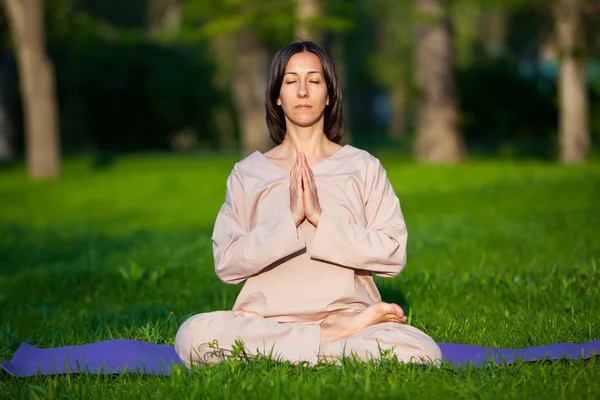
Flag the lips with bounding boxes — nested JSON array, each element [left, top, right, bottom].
[[295, 105, 312, 110]]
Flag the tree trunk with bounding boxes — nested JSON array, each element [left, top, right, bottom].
[[233, 32, 270, 155], [296, 0, 322, 43], [147, 0, 181, 37], [484, 9, 507, 57], [414, 0, 464, 163], [4, 0, 60, 178], [388, 83, 406, 140], [556, 0, 589, 163]]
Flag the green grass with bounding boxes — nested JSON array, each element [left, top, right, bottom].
[[1, 154, 600, 399]]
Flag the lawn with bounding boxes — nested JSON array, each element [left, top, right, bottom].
[[1, 154, 599, 399]]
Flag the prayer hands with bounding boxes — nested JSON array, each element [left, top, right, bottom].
[[290, 152, 322, 227], [290, 153, 305, 226]]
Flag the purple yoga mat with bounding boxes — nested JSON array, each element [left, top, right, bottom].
[[1, 340, 599, 377], [0, 340, 179, 376]]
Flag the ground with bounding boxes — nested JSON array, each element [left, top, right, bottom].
[[0, 154, 599, 399]]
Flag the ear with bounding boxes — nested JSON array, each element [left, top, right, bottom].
[[277, 98, 281, 106], [326, 96, 330, 106]]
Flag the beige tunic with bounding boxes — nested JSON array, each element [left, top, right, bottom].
[[212, 145, 408, 322], [175, 145, 441, 366]]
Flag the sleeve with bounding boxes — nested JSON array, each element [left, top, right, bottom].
[[310, 158, 407, 278], [212, 166, 306, 284]]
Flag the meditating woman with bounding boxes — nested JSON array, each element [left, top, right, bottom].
[[175, 41, 442, 366]]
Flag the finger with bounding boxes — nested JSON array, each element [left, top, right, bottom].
[[295, 156, 301, 172], [290, 170, 296, 192], [294, 158, 302, 178], [294, 164, 299, 183], [307, 165, 315, 187], [303, 160, 314, 184], [304, 172, 313, 201], [298, 165, 304, 192], [294, 153, 302, 169], [290, 163, 296, 182], [301, 168, 310, 196]]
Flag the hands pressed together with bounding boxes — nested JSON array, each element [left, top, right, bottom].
[[290, 152, 322, 227]]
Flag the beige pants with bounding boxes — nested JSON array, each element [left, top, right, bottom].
[[175, 311, 442, 367]]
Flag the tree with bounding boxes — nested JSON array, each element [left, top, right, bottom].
[[182, 0, 296, 155], [555, 0, 589, 163], [233, 30, 270, 155], [3, 0, 60, 177], [147, 0, 182, 38], [413, 0, 464, 163], [296, 0, 322, 43], [369, 0, 415, 142]]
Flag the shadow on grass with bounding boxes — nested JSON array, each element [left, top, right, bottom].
[[0, 224, 239, 350], [92, 152, 120, 170], [0, 224, 237, 314], [0, 224, 212, 276], [0, 158, 22, 171]]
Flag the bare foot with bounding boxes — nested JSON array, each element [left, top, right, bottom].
[[319, 302, 407, 346], [233, 310, 263, 318]]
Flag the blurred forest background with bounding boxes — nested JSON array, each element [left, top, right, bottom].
[[1, 0, 599, 178]]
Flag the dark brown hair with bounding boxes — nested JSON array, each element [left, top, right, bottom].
[[265, 41, 343, 144]]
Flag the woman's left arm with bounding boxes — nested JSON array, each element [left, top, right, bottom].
[[310, 158, 407, 278]]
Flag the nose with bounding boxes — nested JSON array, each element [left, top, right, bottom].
[[297, 81, 308, 98]]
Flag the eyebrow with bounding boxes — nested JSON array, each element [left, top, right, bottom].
[[284, 71, 324, 77]]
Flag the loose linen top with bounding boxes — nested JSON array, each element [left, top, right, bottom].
[[211, 145, 408, 323]]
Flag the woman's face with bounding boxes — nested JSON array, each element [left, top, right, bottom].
[[277, 52, 329, 130]]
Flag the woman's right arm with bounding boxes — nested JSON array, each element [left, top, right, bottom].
[[212, 166, 306, 284]]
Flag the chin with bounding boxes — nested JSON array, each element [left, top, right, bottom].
[[285, 113, 325, 129]]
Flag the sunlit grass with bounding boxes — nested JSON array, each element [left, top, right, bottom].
[[1, 154, 599, 398]]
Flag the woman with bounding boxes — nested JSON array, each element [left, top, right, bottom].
[[175, 41, 442, 366]]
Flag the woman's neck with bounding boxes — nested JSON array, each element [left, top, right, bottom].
[[280, 125, 331, 160]]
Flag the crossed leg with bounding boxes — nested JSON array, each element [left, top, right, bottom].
[[175, 310, 321, 366], [175, 303, 441, 367], [319, 322, 442, 365]]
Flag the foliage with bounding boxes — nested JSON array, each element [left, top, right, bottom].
[[181, 0, 352, 45], [1, 0, 600, 156], [45, 0, 222, 153], [1, 155, 599, 397], [181, 0, 294, 46], [457, 57, 558, 157], [53, 36, 221, 152]]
